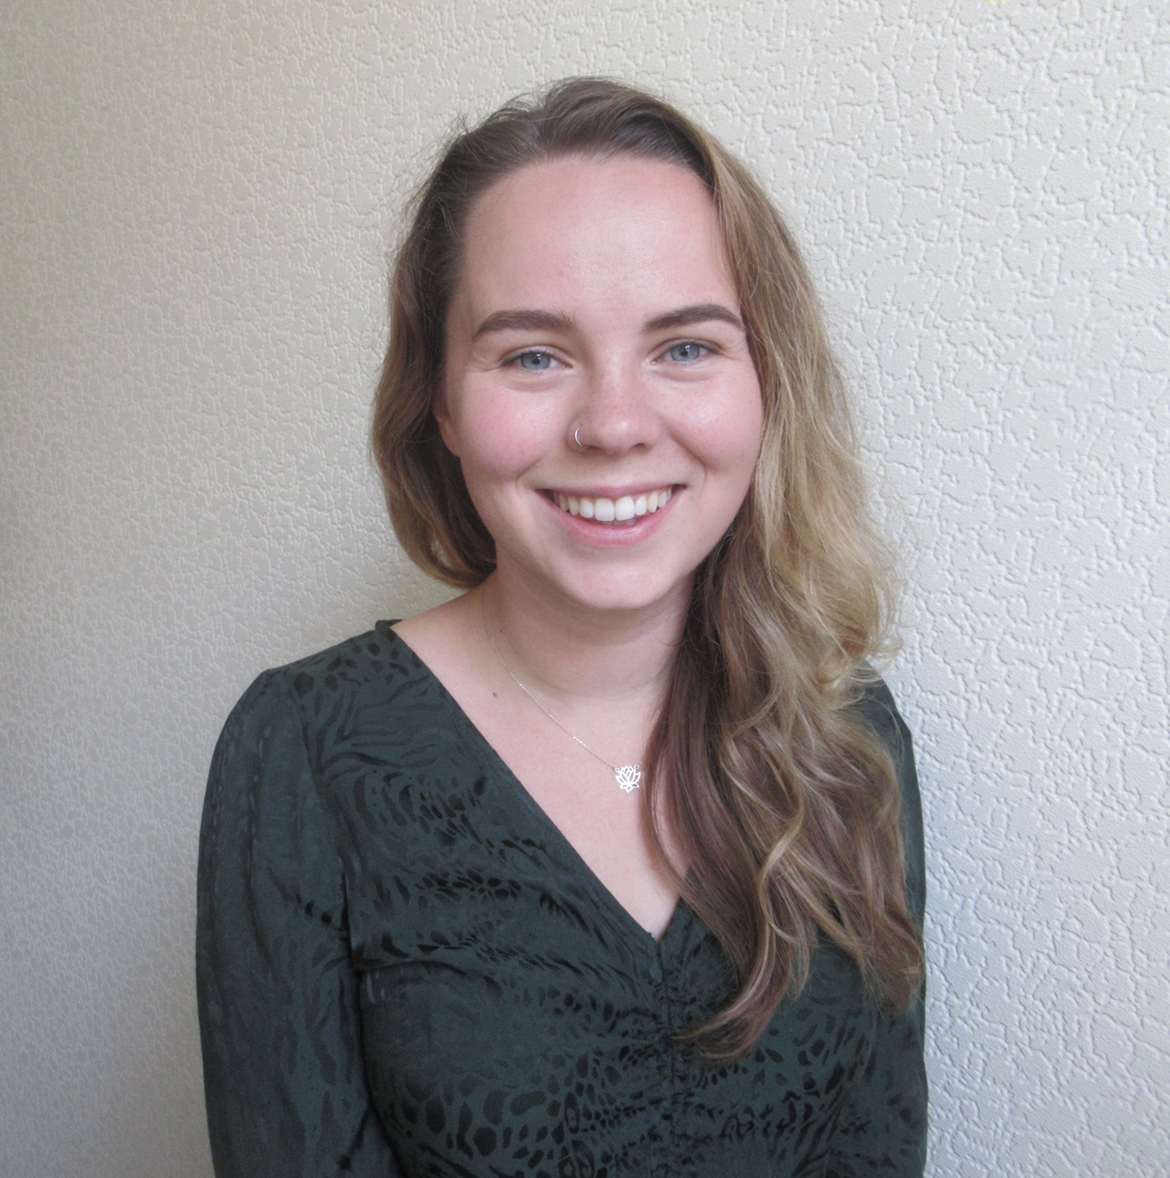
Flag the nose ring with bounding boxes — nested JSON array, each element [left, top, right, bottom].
[[573, 426, 585, 450]]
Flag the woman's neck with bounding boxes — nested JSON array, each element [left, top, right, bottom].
[[478, 568, 689, 708]]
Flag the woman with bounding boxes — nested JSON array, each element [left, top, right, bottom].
[[197, 78, 926, 1177]]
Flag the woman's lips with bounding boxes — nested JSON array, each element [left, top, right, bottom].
[[550, 487, 674, 524]]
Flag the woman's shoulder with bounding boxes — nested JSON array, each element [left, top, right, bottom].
[[212, 622, 450, 783], [848, 672, 914, 762], [206, 621, 448, 832], [848, 671, 925, 923], [255, 619, 408, 683], [226, 621, 429, 718]]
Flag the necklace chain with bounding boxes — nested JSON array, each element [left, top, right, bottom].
[[483, 602, 642, 793]]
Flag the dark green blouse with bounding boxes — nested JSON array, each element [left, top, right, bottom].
[[197, 622, 926, 1177]]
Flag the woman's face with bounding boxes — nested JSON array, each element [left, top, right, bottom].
[[438, 155, 764, 618]]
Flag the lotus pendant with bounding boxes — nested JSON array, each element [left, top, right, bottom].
[[614, 764, 642, 792]]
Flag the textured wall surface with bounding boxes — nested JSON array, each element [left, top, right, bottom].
[[2, 1, 1166, 1175]]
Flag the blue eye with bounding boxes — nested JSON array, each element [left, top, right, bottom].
[[513, 350, 556, 371], [667, 341, 707, 363]]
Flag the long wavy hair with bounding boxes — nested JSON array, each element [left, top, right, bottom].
[[372, 77, 924, 1062]]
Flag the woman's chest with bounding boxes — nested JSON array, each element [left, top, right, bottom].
[[328, 763, 877, 1177]]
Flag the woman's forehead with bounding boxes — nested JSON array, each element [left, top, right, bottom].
[[466, 154, 715, 237], [454, 156, 735, 316]]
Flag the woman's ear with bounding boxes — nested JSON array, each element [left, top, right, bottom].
[[433, 391, 461, 457]]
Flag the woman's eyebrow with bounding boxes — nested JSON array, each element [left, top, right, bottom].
[[644, 303, 743, 332], [472, 309, 575, 339]]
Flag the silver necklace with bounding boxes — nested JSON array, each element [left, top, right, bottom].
[[483, 604, 642, 793]]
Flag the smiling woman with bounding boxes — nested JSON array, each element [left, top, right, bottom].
[[197, 79, 927, 1178], [437, 156, 763, 632]]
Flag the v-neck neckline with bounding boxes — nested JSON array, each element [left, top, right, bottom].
[[378, 620, 687, 953]]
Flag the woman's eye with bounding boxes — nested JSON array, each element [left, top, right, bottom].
[[511, 350, 558, 371], [666, 341, 708, 363]]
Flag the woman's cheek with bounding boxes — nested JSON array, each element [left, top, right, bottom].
[[678, 398, 763, 475], [461, 393, 563, 476]]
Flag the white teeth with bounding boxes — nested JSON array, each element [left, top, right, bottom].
[[552, 487, 673, 524]]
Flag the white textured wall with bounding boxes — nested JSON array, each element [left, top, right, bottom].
[[2, 1, 1166, 1174]]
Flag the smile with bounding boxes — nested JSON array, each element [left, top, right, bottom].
[[551, 487, 674, 524]]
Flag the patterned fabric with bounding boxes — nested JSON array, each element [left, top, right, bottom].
[[197, 622, 927, 1177]]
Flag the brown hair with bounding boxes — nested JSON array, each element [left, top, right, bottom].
[[372, 77, 924, 1061]]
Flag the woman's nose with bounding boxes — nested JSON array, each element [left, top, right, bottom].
[[570, 365, 662, 455]]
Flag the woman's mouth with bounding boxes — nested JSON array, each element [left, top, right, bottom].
[[550, 487, 674, 525]]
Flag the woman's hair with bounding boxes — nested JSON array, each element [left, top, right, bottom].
[[373, 77, 924, 1062]]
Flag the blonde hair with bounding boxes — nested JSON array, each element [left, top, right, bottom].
[[373, 78, 924, 1061]]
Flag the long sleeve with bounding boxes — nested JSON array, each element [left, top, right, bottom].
[[824, 681, 929, 1177], [196, 669, 401, 1178]]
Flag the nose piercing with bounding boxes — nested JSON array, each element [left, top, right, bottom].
[[574, 427, 585, 450]]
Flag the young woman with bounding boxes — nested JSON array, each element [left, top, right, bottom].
[[197, 78, 927, 1177]]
